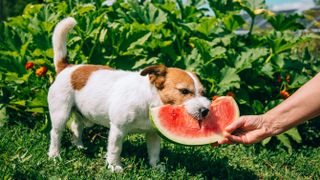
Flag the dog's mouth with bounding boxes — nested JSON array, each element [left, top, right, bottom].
[[188, 108, 210, 121], [183, 96, 211, 122]]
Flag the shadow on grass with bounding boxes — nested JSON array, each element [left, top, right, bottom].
[[160, 145, 258, 179], [61, 126, 257, 179]]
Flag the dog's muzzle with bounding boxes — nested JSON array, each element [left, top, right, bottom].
[[184, 97, 211, 120]]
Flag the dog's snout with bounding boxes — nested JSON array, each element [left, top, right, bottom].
[[200, 108, 209, 118]]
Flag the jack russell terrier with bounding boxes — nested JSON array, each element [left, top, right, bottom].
[[48, 17, 211, 172]]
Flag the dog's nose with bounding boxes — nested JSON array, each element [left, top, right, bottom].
[[200, 108, 209, 118]]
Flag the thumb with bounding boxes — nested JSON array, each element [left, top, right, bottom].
[[225, 116, 246, 133]]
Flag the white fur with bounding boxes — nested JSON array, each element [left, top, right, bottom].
[[186, 71, 200, 96], [52, 17, 77, 71], [185, 72, 211, 119], [48, 17, 210, 172]]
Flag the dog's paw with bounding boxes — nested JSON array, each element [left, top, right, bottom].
[[108, 164, 123, 173], [153, 163, 166, 172], [48, 150, 60, 158], [73, 142, 86, 150]]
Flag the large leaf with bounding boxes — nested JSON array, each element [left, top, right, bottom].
[[207, 0, 240, 18], [127, 32, 152, 50], [235, 48, 268, 73], [217, 67, 240, 94], [223, 13, 245, 32], [268, 14, 305, 31], [276, 134, 293, 154], [284, 128, 302, 143]]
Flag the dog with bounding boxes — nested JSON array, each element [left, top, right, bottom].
[[48, 17, 211, 172]]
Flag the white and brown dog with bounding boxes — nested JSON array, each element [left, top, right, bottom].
[[48, 17, 211, 172]]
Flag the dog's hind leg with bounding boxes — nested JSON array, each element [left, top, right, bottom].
[[70, 111, 85, 149], [48, 87, 73, 158]]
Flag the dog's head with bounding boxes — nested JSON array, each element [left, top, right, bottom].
[[141, 65, 211, 119]]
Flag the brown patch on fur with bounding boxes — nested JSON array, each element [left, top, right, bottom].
[[158, 68, 198, 105], [71, 65, 112, 90], [141, 65, 205, 105], [56, 57, 71, 74], [140, 65, 167, 89]]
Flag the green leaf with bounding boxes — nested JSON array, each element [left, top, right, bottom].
[[235, 48, 268, 73], [235, 88, 250, 105], [128, 32, 152, 50], [264, 99, 283, 111], [223, 14, 245, 32], [268, 14, 304, 31], [284, 128, 302, 143], [99, 29, 108, 44], [23, 4, 44, 17], [276, 134, 292, 154], [195, 17, 218, 36], [0, 107, 8, 127], [207, 0, 240, 18], [217, 67, 240, 94], [147, 3, 167, 24], [273, 54, 285, 68], [252, 100, 264, 114], [207, 46, 227, 63], [133, 57, 159, 69], [5, 72, 25, 84], [26, 107, 45, 113], [261, 137, 271, 146], [239, 0, 266, 18], [75, 4, 96, 15], [45, 49, 54, 58], [10, 100, 26, 107], [260, 63, 274, 79], [27, 90, 48, 108], [289, 74, 309, 89], [185, 48, 202, 71]]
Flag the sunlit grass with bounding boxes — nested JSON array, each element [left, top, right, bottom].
[[0, 123, 319, 179]]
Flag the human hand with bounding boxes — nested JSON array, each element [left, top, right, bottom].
[[216, 115, 273, 145]]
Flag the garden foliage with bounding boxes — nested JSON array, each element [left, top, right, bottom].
[[0, 0, 319, 151]]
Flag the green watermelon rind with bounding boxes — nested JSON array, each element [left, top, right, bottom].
[[149, 108, 190, 146], [149, 96, 240, 146]]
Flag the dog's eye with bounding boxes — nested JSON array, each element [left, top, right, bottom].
[[180, 88, 191, 95]]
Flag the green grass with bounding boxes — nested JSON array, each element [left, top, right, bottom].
[[0, 123, 319, 179]]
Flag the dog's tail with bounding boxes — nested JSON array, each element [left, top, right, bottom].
[[52, 17, 77, 74]]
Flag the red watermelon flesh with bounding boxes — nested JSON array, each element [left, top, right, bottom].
[[150, 96, 239, 145]]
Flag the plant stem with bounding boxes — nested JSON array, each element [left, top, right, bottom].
[[248, 15, 255, 36]]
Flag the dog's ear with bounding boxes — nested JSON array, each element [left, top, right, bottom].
[[140, 64, 167, 89]]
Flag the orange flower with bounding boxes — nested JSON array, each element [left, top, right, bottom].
[[212, 95, 220, 101], [226, 91, 235, 98], [25, 62, 34, 70], [280, 90, 290, 99], [36, 66, 48, 77]]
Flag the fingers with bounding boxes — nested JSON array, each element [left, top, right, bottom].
[[211, 138, 233, 147], [215, 115, 265, 145], [224, 134, 249, 144], [218, 137, 232, 145], [211, 142, 219, 147], [224, 117, 246, 133]]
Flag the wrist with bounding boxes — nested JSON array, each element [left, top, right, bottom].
[[261, 112, 284, 136]]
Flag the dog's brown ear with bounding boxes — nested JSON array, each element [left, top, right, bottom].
[[140, 64, 167, 89]]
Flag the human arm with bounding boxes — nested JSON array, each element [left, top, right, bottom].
[[218, 72, 320, 144]]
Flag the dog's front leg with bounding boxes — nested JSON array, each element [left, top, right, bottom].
[[106, 125, 125, 172], [146, 132, 161, 167]]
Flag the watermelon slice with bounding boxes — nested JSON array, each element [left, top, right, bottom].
[[150, 96, 239, 145]]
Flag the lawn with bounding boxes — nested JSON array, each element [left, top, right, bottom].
[[1, 123, 319, 179]]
